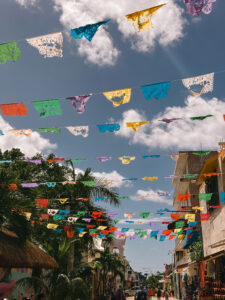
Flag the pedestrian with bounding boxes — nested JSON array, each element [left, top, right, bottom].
[[115, 286, 125, 300], [136, 286, 147, 300], [157, 286, 162, 300], [147, 287, 153, 300], [37, 294, 45, 300], [182, 283, 187, 300], [164, 288, 169, 300]]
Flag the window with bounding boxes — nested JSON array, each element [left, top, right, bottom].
[[205, 174, 219, 212]]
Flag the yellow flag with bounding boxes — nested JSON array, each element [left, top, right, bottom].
[[47, 223, 58, 230], [24, 212, 32, 220], [118, 156, 136, 164], [126, 4, 166, 32], [185, 214, 196, 223], [103, 88, 131, 107], [56, 198, 69, 204], [192, 206, 204, 212], [142, 177, 158, 181], [126, 121, 149, 131], [178, 234, 185, 240], [79, 232, 87, 238], [97, 226, 107, 230]]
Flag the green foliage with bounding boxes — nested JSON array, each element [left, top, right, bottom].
[[189, 240, 203, 261], [146, 274, 160, 289], [2, 148, 121, 299]]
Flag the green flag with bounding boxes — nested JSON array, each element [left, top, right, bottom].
[[192, 151, 210, 156], [81, 181, 96, 187], [190, 115, 213, 121], [33, 99, 62, 118], [38, 128, 61, 133], [0, 41, 22, 64], [199, 193, 212, 201], [183, 174, 198, 179], [175, 221, 185, 228], [71, 158, 87, 162], [139, 212, 150, 218]]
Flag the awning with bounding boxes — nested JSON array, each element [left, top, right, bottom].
[[182, 231, 200, 249], [196, 154, 218, 185], [202, 250, 225, 262]]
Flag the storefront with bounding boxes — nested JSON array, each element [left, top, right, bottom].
[[199, 252, 225, 299]]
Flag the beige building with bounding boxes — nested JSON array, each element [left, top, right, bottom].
[[171, 151, 216, 299], [195, 147, 225, 289]]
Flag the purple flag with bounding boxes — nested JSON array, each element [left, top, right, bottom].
[[157, 191, 170, 196], [106, 212, 117, 217], [96, 157, 112, 162], [149, 222, 157, 227], [66, 94, 92, 114], [26, 157, 42, 164], [184, 0, 216, 16], [160, 118, 181, 123], [22, 183, 39, 188]]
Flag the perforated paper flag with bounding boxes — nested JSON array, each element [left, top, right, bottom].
[[199, 193, 212, 201], [141, 81, 170, 100], [0, 103, 27, 116], [126, 4, 165, 32], [182, 73, 214, 96], [71, 20, 110, 42], [66, 126, 89, 138], [103, 88, 131, 107], [126, 121, 149, 131], [0, 41, 22, 64], [33, 99, 62, 118], [27, 32, 63, 58]]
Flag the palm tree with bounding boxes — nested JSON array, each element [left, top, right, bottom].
[[91, 247, 126, 297]]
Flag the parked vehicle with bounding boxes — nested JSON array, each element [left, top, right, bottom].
[[125, 286, 140, 297]]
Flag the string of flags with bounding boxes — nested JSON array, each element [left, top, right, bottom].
[[0, 113, 221, 138], [0, 150, 220, 166], [0, 1, 217, 64], [16, 204, 206, 240], [0, 71, 220, 119], [1, 170, 224, 189]]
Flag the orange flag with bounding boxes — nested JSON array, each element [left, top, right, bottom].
[[0, 103, 28, 116], [204, 172, 220, 177], [170, 213, 180, 221], [177, 194, 191, 201]]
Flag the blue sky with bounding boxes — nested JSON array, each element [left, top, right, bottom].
[[0, 0, 225, 273]]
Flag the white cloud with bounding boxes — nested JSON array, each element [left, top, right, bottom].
[[75, 167, 129, 188], [0, 116, 57, 156], [116, 96, 225, 150], [53, 0, 187, 66], [14, 0, 37, 7], [131, 188, 172, 205]]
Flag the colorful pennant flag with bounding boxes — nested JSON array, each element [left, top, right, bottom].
[[26, 32, 63, 58], [141, 81, 170, 101], [0, 103, 27, 116], [103, 88, 131, 107], [66, 94, 92, 114], [0, 41, 22, 64], [182, 73, 214, 96], [97, 124, 120, 133], [33, 99, 62, 118], [71, 19, 110, 42], [126, 121, 149, 131], [126, 4, 165, 32]]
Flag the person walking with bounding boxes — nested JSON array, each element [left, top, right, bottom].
[[115, 286, 125, 300], [164, 288, 169, 300], [136, 286, 147, 300], [147, 287, 153, 300], [157, 286, 162, 300]]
